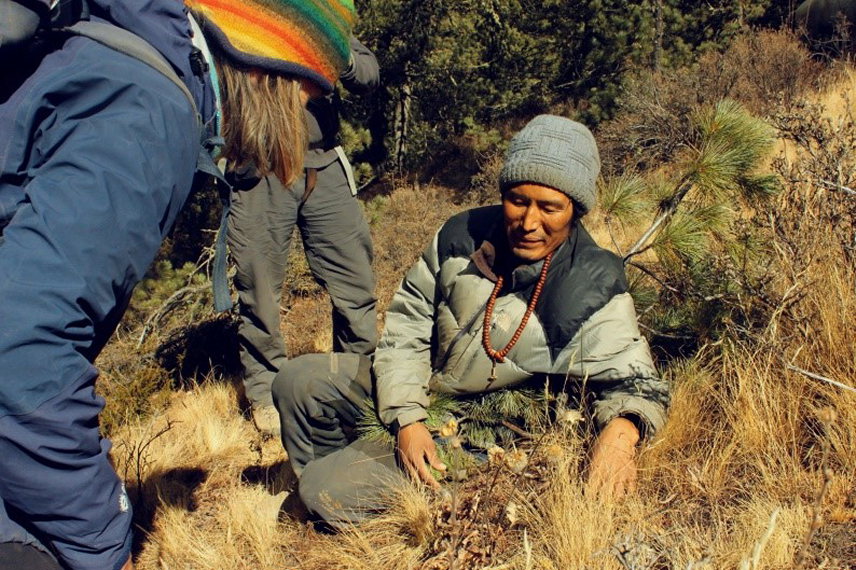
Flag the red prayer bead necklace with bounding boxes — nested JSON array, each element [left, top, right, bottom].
[[481, 251, 554, 382]]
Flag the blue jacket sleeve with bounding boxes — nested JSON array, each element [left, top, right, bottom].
[[0, 37, 200, 570]]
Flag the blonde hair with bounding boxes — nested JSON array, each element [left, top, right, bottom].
[[217, 58, 307, 186]]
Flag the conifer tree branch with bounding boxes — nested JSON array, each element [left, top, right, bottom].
[[626, 261, 681, 294], [623, 175, 694, 263]]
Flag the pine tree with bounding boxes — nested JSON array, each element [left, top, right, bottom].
[[611, 100, 780, 348], [353, 0, 787, 174]]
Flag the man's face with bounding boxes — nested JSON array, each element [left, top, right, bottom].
[[503, 183, 574, 262]]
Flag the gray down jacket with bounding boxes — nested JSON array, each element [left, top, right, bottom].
[[373, 205, 669, 437]]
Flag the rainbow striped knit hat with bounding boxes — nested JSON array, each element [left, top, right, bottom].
[[186, 0, 356, 93]]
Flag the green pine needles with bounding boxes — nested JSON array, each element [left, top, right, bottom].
[[624, 99, 779, 263], [357, 386, 554, 475], [611, 99, 782, 348], [691, 99, 780, 202]]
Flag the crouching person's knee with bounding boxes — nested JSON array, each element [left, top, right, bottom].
[[270, 361, 299, 419], [296, 469, 351, 530], [271, 354, 326, 418], [298, 456, 379, 531], [296, 438, 406, 530], [272, 352, 371, 420]]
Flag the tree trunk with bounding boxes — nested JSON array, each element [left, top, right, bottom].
[[393, 79, 412, 173], [653, 0, 663, 72]]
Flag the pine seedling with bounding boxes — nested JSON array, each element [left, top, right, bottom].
[[465, 424, 500, 450], [462, 388, 546, 427], [459, 388, 549, 449], [356, 400, 395, 447], [625, 268, 659, 310], [599, 174, 654, 254], [356, 393, 464, 447], [619, 99, 783, 345], [624, 99, 778, 263], [651, 203, 730, 265]]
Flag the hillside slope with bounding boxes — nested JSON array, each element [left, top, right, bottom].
[[104, 60, 856, 569]]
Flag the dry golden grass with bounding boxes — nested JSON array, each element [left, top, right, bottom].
[[368, 184, 477, 310], [106, 184, 481, 570], [112, 381, 303, 569], [815, 66, 856, 120], [104, 62, 856, 569], [296, 486, 434, 570], [773, 64, 856, 169], [113, 263, 855, 568]]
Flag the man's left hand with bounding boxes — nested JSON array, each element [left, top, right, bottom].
[[587, 417, 640, 497]]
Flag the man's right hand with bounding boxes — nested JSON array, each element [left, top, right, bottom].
[[396, 422, 446, 489]]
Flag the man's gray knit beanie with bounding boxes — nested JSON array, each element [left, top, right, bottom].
[[499, 115, 601, 215]]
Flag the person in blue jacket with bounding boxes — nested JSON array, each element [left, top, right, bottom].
[[0, 0, 355, 568]]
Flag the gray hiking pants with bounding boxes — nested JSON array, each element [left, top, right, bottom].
[[228, 161, 377, 408], [271, 353, 406, 528]]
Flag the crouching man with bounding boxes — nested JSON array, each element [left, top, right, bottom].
[[273, 115, 670, 528]]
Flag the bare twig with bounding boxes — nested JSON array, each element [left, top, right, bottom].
[[638, 322, 696, 340], [612, 545, 634, 570], [477, 461, 505, 525], [116, 420, 175, 506], [786, 364, 856, 395], [500, 420, 533, 439], [357, 175, 380, 194], [739, 508, 780, 570], [627, 261, 682, 294], [795, 469, 832, 570], [445, 488, 461, 570], [818, 178, 856, 197], [604, 217, 625, 257], [795, 408, 837, 569], [499, 430, 551, 523], [136, 283, 209, 348]]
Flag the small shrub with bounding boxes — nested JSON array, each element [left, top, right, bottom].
[[600, 28, 825, 174]]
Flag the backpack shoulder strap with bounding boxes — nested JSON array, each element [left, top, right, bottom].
[[63, 19, 235, 312], [62, 20, 200, 126]]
